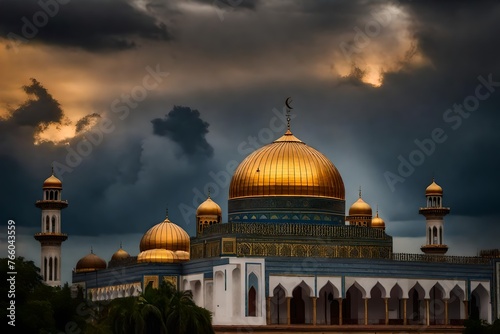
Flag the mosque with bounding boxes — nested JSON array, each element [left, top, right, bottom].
[[35, 107, 499, 331]]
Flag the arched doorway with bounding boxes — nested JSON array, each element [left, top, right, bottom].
[[270, 285, 287, 324], [408, 283, 425, 325], [389, 284, 403, 325], [449, 285, 464, 325], [368, 283, 385, 324], [344, 283, 364, 325], [471, 284, 489, 321], [291, 286, 305, 324], [317, 282, 340, 325], [429, 284, 445, 325]]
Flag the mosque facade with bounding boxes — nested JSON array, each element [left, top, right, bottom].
[[36, 114, 499, 330]]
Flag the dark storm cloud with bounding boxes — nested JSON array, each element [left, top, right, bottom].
[[192, 0, 258, 10], [0, 0, 170, 52], [152, 106, 214, 158], [75, 113, 101, 133], [6, 78, 63, 128]]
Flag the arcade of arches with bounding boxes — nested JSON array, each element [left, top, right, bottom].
[[267, 278, 491, 326]]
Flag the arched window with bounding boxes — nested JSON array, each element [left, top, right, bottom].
[[52, 216, 56, 233], [437, 197, 441, 207], [248, 286, 257, 316], [439, 226, 443, 244], [49, 257, 53, 280], [433, 227, 438, 244], [54, 257, 58, 281], [44, 257, 47, 280], [46, 216, 50, 232]]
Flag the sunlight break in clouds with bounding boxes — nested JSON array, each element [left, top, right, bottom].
[[330, 4, 428, 87]]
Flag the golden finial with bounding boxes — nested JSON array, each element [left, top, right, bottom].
[[359, 186, 362, 198], [285, 97, 293, 131], [51, 163, 54, 175], [165, 207, 169, 218], [120, 241, 122, 249], [207, 187, 211, 199], [90, 246, 93, 254], [376, 204, 379, 217]]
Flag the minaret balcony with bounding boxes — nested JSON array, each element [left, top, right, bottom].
[[418, 207, 450, 215], [34, 232, 68, 244], [35, 200, 69, 209]]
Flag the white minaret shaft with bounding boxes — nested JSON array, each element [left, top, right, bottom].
[[34, 169, 68, 287], [419, 178, 450, 255]]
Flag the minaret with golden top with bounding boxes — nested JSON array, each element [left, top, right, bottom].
[[419, 178, 450, 255], [34, 167, 68, 286]]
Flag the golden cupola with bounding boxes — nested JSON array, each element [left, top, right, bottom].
[[346, 188, 373, 227], [111, 245, 130, 261], [75, 249, 107, 273], [425, 179, 443, 196], [43, 173, 62, 189], [196, 195, 222, 235], [228, 122, 346, 225], [371, 207, 386, 231], [137, 212, 190, 263]]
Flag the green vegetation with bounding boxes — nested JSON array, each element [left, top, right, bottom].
[[1, 257, 214, 334]]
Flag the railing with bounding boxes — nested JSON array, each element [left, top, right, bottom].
[[200, 222, 390, 240], [392, 252, 491, 265]]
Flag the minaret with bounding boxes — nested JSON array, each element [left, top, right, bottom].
[[34, 168, 68, 286], [196, 192, 222, 235], [419, 178, 450, 255]]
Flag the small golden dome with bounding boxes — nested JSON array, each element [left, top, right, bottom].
[[371, 210, 385, 230], [138, 215, 190, 263], [229, 130, 345, 199], [43, 174, 62, 189], [196, 196, 222, 216], [75, 251, 107, 273], [348, 188, 373, 216], [426, 179, 443, 195], [111, 247, 130, 261]]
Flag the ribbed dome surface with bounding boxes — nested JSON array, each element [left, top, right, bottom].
[[111, 248, 130, 261], [139, 217, 190, 253], [348, 198, 372, 216], [75, 252, 107, 273], [229, 130, 345, 199], [197, 197, 222, 216]]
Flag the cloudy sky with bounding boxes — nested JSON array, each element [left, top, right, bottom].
[[1, 0, 499, 284]]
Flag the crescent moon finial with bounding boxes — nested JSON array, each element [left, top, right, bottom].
[[285, 97, 293, 131]]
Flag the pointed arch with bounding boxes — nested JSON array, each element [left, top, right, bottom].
[[368, 283, 385, 324], [471, 284, 489, 321], [43, 257, 47, 281], [430, 283, 445, 325], [271, 285, 287, 324], [232, 268, 241, 317], [449, 285, 465, 325], [51, 215, 56, 233], [248, 272, 259, 317], [389, 284, 404, 324], [54, 257, 58, 281], [408, 282, 425, 324], [345, 283, 365, 324], [291, 281, 313, 324], [317, 281, 340, 325]]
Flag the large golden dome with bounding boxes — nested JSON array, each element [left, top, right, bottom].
[[229, 130, 345, 199], [138, 215, 190, 263], [75, 251, 107, 273]]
